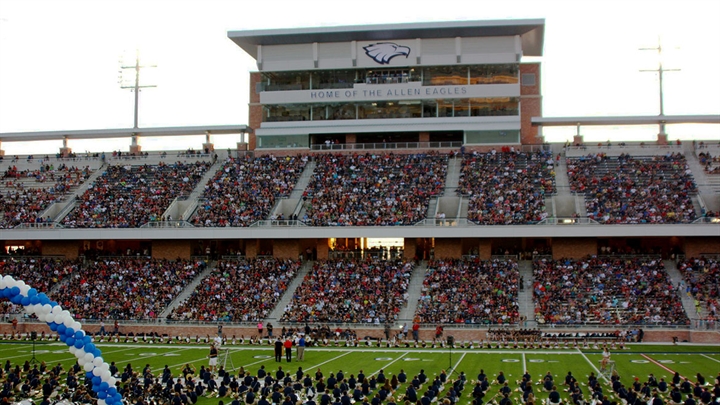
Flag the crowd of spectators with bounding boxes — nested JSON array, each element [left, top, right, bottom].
[[63, 161, 210, 228], [415, 259, 520, 324], [53, 258, 205, 321], [698, 152, 720, 174], [677, 257, 719, 320], [192, 155, 307, 227], [0, 164, 94, 228], [567, 153, 697, 224], [169, 258, 301, 323], [533, 256, 689, 325], [302, 152, 447, 226], [458, 149, 556, 225], [281, 258, 414, 323]]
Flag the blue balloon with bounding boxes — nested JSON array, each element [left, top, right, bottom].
[[112, 393, 122, 402], [27, 288, 38, 297], [20, 296, 30, 306], [92, 348, 101, 357], [75, 331, 84, 339], [97, 391, 107, 399], [10, 286, 20, 296], [66, 337, 75, 346], [92, 376, 102, 386], [10, 294, 22, 304], [39, 294, 49, 305], [59, 334, 67, 342], [57, 324, 67, 334], [74, 339, 84, 349], [49, 322, 58, 331], [99, 382, 109, 391], [83, 336, 92, 345], [30, 295, 40, 305], [86, 371, 94, 379], [85, 343, 96, 353], [107, 387, 118, 396], [65, 328, 75, 338], [50, 301, 58, 306]]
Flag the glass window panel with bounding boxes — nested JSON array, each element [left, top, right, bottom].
[[257, 135, 309, 149], [465, 130, 520, 144], [423, 66, 468, 86]]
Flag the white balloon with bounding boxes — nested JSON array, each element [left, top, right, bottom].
[[33, 304, 43, 314], [52, 306, 62, 315], [69, 346, 77, 354], [107, 377, 117, 386], [84, 363, 94, 372], [0, 279, 6, 289], [19, 284, 30, 295], [93, 357, 103, 367], [78, 358, 87, 366], [92, 367, 102, 376], [42, 304, 52, 315], [84, 353, 94, 362], [100, 363, 109, 372], [45, 313, 56, 324], [5, 277, 16, 288], [61, 310, 71, 318], [71, 321, 82, 331], [63, 316, 74, 328], [76, 348, 86, 358], [100, 369, 111, 380], [98, 399, 106, 405]]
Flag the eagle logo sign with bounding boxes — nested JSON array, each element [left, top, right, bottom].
[[363, 42, 410, 65]]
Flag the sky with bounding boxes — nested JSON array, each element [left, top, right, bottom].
[[0, 0, 719, 155]]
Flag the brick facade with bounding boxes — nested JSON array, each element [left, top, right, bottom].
[[248, 72, 262, 151], [41, 240, 79, 258], [552, 238, 597, 259], [434, 238, 462, 259], [683, 236, 720, 257], [274, 239, 301, 259], [519, 63, 542, 146], [153, 240, 192, 260]]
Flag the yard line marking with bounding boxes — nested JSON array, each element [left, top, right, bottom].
[[305, 350, 353, 372], [369, 352, 409, 377], [448, 352, 467, 379], [576, 349, 608, 383], [640, 354, 687, 380], [522, 352, 526, 372], [700, 354, 720, 363]]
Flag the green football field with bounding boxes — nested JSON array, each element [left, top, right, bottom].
[[2, 341, 718, 405]]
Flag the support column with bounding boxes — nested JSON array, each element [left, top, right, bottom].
[[0, 140, 4, 157], [59, 135, 72, 157], [202, 131, 214, 153], [572, 123, 583, 145], [657, 121, 668, 145], [129, 133, 142, 155]]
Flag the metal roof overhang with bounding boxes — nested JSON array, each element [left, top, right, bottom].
[[0, 125, 250, 142], [532, 115, 720, 127], [229, 19, 545, 59]]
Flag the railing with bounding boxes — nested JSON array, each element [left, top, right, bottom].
[[308, 141, 462, 151], [14, 222, 65, 229], [140, 220, 195, 228], [248, 220, 308, 227], [536, 217, 600, 225], [692, 216, 720, 224]]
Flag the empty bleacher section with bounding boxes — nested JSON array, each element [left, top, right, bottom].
[[61, 161, 210, 227], [0, 163, 96, 228], [280, 258, 414, 323], [677, 257, 718, 320], [414, 259, 520, 324], [457, 149, 556, 224], [53, 258, 206, 321], [532, 256, 689, 325], [191, 154, 308, 227], [168, 258, 301, 322], [566, 153, 698, 224], [301, 153, 447, 226]]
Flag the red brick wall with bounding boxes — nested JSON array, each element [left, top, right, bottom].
[[153, 240, 192, 260], [42, 240, 79, 259], [519, 63, 542, 146], [249, 72, 262, 151], [434, 238, 462, 259], [274, 239, 301, 259], [552, 238, 597, 260], [404, 238, 417, 260], [684, 237, 720, 257]]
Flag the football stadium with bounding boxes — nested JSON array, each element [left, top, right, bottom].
[[0, 16, 719, 405]]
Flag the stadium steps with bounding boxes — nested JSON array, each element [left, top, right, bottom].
[[554, 159, 570, 193], [685, 152, 720, 212], [662, 260, 706, 321], [44, 162, 109, 222], [265, 260, 314, 322], [398, 260, 428, 324], [174, 158, 225, 221], [443, 156, 461, 193], [289, 160, 316, 199], [517, 260, 536, 326], [158, 260, 218, 319]]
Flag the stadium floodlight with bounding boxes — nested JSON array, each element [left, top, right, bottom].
[[639, 37, 680, 121], [118, 49, 157, 129]]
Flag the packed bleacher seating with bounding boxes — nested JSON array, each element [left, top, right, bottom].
[[698, 152, 720, 174], [169, 258, 301, 322], [677, 257, 719, 320], [567, 153, 697, 223], [53, 258, 205, 320], [533, 256, 689, 325], [458, 149, 556, 225], [192, 154, 307, 227], [0, 164, 94, 228], [62, 161, 210, 228], [280, 258, 414, 323], [415, 259, 520, 324], [302, 152, 447, 226]]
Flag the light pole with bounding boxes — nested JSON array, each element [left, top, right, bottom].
[[118, 49, 157, 129], [639, 38, 680, 138]]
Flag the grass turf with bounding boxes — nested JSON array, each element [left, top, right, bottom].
[[2, 341, 718, 405]]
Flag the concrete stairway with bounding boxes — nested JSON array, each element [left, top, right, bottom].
[[663, 260, 706, 320], [443, 157, 461, 194], [44, 163, 109, 222], [553, 158, 570, 193], [159, 261, 217, 318], [398, 260, 428, 323], [266, 261, 314, 322], [289, 160, 316, 199], [517, 260, 536, 326]]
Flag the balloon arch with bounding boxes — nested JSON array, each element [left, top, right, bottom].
[[1, 275, 123, 405]]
